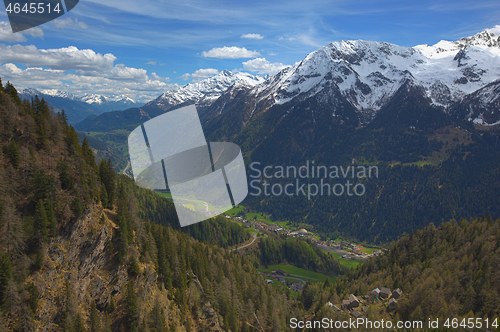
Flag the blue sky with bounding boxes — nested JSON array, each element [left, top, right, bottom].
[[0, 0, 499, 102]]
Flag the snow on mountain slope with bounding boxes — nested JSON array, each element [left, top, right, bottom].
[[145, 70, 264, 110], [80, 94, 107, 105], [242, 29, 500, 125]]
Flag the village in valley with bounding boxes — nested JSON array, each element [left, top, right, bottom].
[[224, 210, 402, 317]]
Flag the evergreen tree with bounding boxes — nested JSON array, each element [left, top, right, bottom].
[[100, 185, 108, 209], [99, 159, 116, 209], [57, 109, 68, 126], [82, 137, 97, 169], [72, 196, 83, 218], [90, 300, 100, 332], [125, 281, 139, 332], [0, 252, 13, 303], [4, 81, 21, 105], [45, 200, 57, 238], [5, 139, 21, 168], [34, 199, 48, 242], [57, 158, 74, 190]]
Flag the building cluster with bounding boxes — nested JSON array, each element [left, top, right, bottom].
[[329, 287, 403, 318], [258, 269, 305, 291]]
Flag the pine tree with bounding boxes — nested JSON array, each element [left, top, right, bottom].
[[90, 300, 100, 332], [45, 200, 57, 238], [125, 281, 139, 332], [0, 252, 13, 304], [5, 139, 21, 168], [57, 158, 74, 190], [57, 110, 68, 126], [34, 199, 48, 242], [100, 186, 108, 209], [99, 159, 116, 209], [82, 137, 97, 169], [4, 81, 22, 105]]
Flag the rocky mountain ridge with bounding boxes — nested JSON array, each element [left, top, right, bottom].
[[211, 29, 500, 127]]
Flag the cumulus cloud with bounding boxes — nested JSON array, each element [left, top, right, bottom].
[[192, 68, 219, 77], [242, 58, 288, 75], [0, 21, 44, 42], [486, 25, 500, 35], [202, 46, 260, 59], [241, 33, 264, 40], [52, 17, 89, 30], [0, 63, 175, 103], [0, 45, 116, 71], [180, 68, 219, 81], [150, 72, 169, 81], [0, 45, 175, 102]]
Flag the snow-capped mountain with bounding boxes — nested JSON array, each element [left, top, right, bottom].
[[144, 70, 264, 111], [213, 29, 500, 126], [80, 94, 108, 105], [19, 88, 143, 122]]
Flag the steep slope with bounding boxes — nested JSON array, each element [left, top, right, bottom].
[[0, 80, 317, 332], [448, 79, 500, 126], [337, 216, 500, 320]]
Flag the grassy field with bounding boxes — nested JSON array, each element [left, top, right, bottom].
[[326, 252, 362, 269], [246, 212, 273, 223], [155, 191, 172, 199], [225, 205, 245, 216], [225, 206, 291, 228], [257, 264, 337, 283]]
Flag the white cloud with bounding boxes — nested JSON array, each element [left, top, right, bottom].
[[25, 27, 44, 38], [146, 61, 157, 65], [0, 21, 44, 42], [0, 45, 116, 71], [241, 33, 264, 40], [179, 68, 219, 82], [52, 17, 89, 30], [0, 44, 176, 102], [0, 63, 176, 103], [192, 68, 219, 77], [242, 58, 288, 75], [202, 46, 260, 59], [486, 25, 500, 35], [150, 72, 169, 81]]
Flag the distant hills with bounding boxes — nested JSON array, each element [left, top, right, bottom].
[[19, 88, 143, 124]]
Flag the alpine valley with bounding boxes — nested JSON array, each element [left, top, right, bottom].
[[76, 29, 500, 243], [1, 28, 500, 332]]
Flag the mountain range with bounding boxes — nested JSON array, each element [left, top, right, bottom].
[[76, 29, 500, 134], [72, 29, 500, 242], [19, 88, 143, 124]]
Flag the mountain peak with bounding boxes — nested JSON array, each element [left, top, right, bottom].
[[457, 29, 500, 49], [146, 70, 264, 111]]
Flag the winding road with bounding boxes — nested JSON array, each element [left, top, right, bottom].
[[231, 233, 258, 251]]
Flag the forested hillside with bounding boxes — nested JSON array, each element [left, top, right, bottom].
[[338, 216, 500, 321], [0, 79, 317, 331]]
